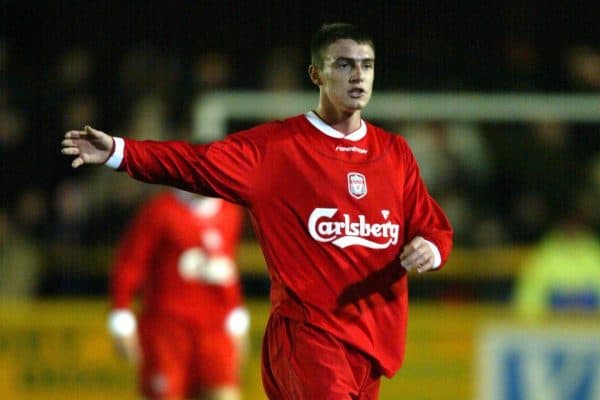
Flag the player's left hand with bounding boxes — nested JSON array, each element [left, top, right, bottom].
[[399, 236, 434, 273]]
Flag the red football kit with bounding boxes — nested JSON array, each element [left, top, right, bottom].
[[109, 190, 245, 397], [109, 112, 453, 395]]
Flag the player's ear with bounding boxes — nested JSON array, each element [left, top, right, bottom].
[[308, 64, 322, 86]]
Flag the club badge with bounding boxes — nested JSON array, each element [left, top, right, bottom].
[[347, 172, 367, 199]]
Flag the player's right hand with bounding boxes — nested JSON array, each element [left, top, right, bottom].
[[61, 125, 114, 168]]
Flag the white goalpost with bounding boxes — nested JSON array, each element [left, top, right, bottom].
[[193, 91, 600, 141]]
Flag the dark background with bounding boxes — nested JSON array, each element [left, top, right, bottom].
[[1, 1, 599, 299], [4, 1, 599, 90]]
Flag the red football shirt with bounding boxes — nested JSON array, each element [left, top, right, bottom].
[[116, 113, 453, 376], [110, 190, 244, 329]]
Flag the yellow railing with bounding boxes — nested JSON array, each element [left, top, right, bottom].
[[2, 299, 598, 400], [46, 241, 532, 280]]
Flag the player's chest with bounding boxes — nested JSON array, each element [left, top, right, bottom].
[[282, 161, 405, 251], [163, 213, 224, 251], [271, 151, 405, 207]]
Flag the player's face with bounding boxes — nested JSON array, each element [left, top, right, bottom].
[[316, 39, 375, 113]]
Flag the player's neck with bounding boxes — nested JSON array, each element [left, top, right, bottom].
[[312, 107, 362, 135]]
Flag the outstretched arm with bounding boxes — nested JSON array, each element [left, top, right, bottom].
[[62, 124, 261, 205], [61, 126, 114, 168]]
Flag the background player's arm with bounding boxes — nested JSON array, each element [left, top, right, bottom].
[[107, 199, 162, 364]]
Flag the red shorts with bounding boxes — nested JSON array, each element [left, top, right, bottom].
[[261, 312, 381, 400], [138, 314, 239, 399]]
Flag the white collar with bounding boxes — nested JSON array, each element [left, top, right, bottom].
[[173, 190, 222, 217], [305, 111, 367, 142]]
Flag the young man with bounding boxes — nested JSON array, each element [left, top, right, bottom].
[[107, 189, 248, 400], [63, 23, 453, 399]]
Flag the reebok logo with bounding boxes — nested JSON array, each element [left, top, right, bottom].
[[307, 208, 399, 249], [335, 145, 368, 154]]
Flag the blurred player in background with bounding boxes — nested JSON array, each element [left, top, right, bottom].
[[513, 203, 600, 319], [63, 23, 452, 399], [107, 188, 249, 400]]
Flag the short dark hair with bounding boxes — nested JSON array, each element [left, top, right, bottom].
[[310, 23, 374, 68]]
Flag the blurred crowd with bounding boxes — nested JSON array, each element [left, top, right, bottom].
[[1, 16, 599, 298]]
